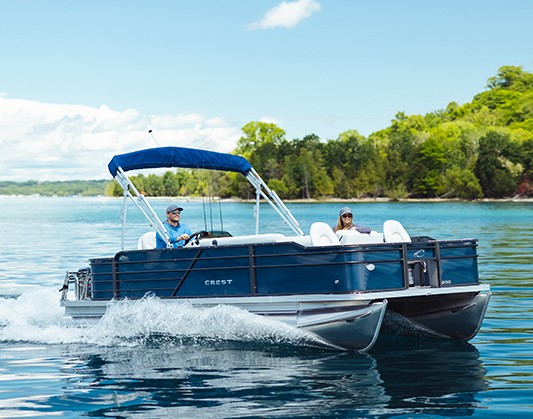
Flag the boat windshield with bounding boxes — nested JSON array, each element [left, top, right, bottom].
[[205, 230, 233, 238]]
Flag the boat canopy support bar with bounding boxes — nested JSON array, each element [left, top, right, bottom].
[[246, 167, 304, 236], [113, 163, 303, 242], [114, 167, 172, 248]]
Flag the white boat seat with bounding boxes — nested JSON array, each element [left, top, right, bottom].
[[383, 220, 411, 243], [310, 222, 340, 246], [138, 232, 157, 250], [336, 230, 384, 244]]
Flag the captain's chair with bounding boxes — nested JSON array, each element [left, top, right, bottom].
[[310, 222, 340, 246], [383, 220, 411, 243], [137, 232, 157, 250]]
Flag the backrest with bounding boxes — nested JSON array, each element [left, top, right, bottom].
[[383, 220, 411, 243], [336, 230, 384, 244], [310, 222, 340, 246], [137, 232, 157, 250]]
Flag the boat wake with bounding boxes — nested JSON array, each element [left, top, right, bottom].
[[0, 288, 330, 349]]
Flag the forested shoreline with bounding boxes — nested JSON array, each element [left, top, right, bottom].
[[4, 66, 533, 200], [0, 180, 108, 197]]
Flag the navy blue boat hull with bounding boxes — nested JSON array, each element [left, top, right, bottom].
[[79, 238, 489, 343]]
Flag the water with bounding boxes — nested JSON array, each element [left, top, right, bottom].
[[1, 196, 532, 418]]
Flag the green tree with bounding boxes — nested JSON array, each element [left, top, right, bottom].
[[444, 101, 468, 121], [332, 167, 351, 198], [322, 130, 364, 180], [295, 148, 316, 199], [472, 89, 522, 125], [144, 174, 164, 196], [441, 166, 483, 199], [162, 171, 180, 196], [280, 155, 300, 199], [313, 149, 334, 197], [487, 65, 533, 92], [130, 174, 146, 195], [473, 66, 533, 127], [408, 137, 447, 197], [223, 171, 252, 199], [292, 133, 323, 154], [522, 139, 533, 174], [236, 122, 286, 155], [249, 141, 279, 180], [474, 131, 522, 197], [386, 113, 428, 162], [383, 149, 408, 191], [353, 161, 382, 198], [267, 178, 289, 198], [105, 180, 123, 197]]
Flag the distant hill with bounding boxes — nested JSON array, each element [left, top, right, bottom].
[[0, 179, 110, 196]]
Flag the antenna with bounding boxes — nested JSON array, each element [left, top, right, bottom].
[[148, 127, 160, 147]]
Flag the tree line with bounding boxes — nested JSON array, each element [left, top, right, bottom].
[[107, 66, 533, 200], [0, 180, 108, 197], [7, 66, 529, 200]]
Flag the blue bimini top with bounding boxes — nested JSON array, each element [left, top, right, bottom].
[[108, 146, 252, 177]]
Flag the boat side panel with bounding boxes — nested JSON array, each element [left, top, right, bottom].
[[405, 240, 479, 287], [405, 243, 436, 259], [117, 247, 252, 298], [439, 240, 479, 286], [255, 259, 404, 294], [90, 257, 114, 300], [89, 243, 407, 299], [254, 244, 405, 294], [440, 257, 479, 286]]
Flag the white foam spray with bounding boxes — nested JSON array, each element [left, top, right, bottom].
[[0, 288, 325, 349]]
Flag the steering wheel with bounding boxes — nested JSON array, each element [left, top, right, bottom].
[[184, 230, 210, 245]]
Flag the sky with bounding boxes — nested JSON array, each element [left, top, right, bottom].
[[1, 0, 532, 182]]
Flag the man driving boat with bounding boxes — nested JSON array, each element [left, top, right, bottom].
[[155, 204, 192, 249]]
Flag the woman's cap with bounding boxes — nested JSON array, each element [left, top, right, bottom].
[[339, 207, 352, 216]]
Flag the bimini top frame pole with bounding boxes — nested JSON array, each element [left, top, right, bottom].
[[108, 146, 304, 239], [114, 167, 172, 248], [246, 167, 303, 236]]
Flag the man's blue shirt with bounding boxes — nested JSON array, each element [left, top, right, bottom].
[[156, 221, 192, 249]]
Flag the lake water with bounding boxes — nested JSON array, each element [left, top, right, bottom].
[[0, 196, 532, 418]]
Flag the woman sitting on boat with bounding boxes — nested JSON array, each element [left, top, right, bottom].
[[333, 207, 371, 234]]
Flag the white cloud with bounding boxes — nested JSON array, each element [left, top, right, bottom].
[[0, 97, 241, 182], [260, 116, 284, 126], [248, 0, 321, 30]]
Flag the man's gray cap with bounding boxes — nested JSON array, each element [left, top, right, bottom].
[[166, 204, 184, 213]]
